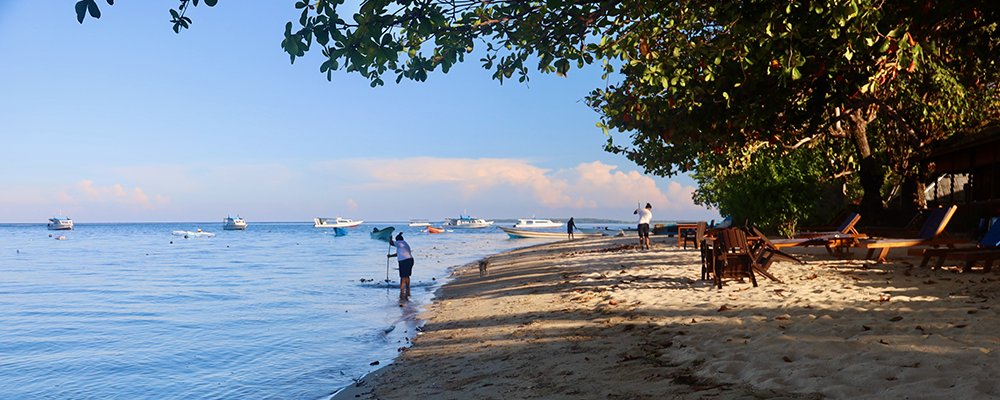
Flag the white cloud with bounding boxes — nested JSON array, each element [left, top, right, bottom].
[[318, 157, 713, 218], [65, 179, 168, 210]]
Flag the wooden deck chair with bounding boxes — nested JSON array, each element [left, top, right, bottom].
[[681, 221, 707, 249], [913, 218, 1000, 272], [794, 213, 862, 238], [769, 213, 867, 253], [856, 205, 966, 263], [711, 228, 759, 289]]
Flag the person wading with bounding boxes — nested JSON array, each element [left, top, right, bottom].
[[567, 217, 577, 240], [387, 233, 414, 300]]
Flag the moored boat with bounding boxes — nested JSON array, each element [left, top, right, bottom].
[[314, 217, 364, 228], [500, 226, 606, 239], [370, 226, 395, 241], [223, 216, 248, 230], [443, 215, 494, 229], [425, 226, 444, 234], [333, 227, 348, 236], [513, 218, 563, 229], [47, 217, 73, 230], [408, 219, 431, 227]]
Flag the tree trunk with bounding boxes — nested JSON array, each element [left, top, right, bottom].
[[849, 116, 885, 223]]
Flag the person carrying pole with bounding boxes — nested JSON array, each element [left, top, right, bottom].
[[387, 233, 414, 300]]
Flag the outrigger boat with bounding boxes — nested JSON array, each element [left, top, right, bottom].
[[314, 217, 363, 228], [500, 226, 606, 239]]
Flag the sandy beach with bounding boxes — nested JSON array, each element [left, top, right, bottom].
[[335, 236, 999, 399]]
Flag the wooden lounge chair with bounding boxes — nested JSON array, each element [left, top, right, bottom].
[[856, 205, 965, 263], [680, 221, 707, 249], [769, 213, 867, 253], [912, 219, 1000, 272]]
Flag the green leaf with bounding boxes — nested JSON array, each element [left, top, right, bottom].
[[204, 0, 218, 6], [790, 67, 801, 80]]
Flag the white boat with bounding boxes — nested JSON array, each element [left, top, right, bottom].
[[443, 215, 494, 229], [408, 219, 431, 227], [47, 217, 73, 230], [314, 217, 364, 228], [172, 229, 216, 238], [223, 216, 248, 230], [500, 226, 605, 239], [513, 218, 563, 229]]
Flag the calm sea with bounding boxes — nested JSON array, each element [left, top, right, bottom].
[[0, 222, 555, 399]]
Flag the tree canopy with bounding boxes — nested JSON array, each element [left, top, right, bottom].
[[77, 0, 1000, 230]]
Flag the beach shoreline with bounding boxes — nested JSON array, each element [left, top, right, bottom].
[[332, 235, 999, 399]]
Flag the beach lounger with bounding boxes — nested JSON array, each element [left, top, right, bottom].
[[856, 205, 966, 263], [767, 213, 867, 254], [911, 218, 1000, 272]]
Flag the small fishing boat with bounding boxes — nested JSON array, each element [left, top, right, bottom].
[[500, 226, 606, 239], [314, 217, 364, 228], [370, 226, 395, 241], [425, 226, 444, 234], [223, 216, 248, 230], [333, 227, 348, 237], [443, 215, 494, 229], [47, 217, 73, 230], [408, 219, 431, 227], [172, 229, 216, 238], [513, 218, 563, 229]]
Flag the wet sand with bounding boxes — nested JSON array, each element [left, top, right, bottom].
[[333, 236, 999, 399]]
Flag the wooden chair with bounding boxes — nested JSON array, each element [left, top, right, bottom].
[[747, 227, 804, 277], [711, 228, 759, 289], [856, 205, 968, 263], [912, 218, 1000, 272], [681, 221, 707, 249]]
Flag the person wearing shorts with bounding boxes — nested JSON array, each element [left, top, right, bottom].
[[634, 203, 653, 250], [388, 233, 414, 300]]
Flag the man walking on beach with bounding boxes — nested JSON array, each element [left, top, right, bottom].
[[567, 217, 577, 240], [634, 203, 653, 250], [388, 233, 414, 300]]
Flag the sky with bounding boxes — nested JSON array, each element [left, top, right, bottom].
[[0, 1, 719, 223]]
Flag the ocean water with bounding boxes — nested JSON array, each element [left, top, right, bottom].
[[0, 222, 550, 400]]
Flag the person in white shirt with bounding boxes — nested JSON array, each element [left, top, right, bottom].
[[388, 233, 414, 300], [634, 203, 653, 250]]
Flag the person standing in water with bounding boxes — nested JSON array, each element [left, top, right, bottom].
[[566, 217, 577, 240], [387, 233, 414, 300], [634, 203, 653, 250]]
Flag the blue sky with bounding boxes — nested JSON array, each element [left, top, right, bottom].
[[0, 1, 718, 222]]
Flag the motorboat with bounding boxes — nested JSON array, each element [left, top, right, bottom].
[[425, 226, 445, 234], [500, 226, 605, 239], [370, 226, 395, 241], [333, 227, 348, 237], [408, 219, 431, 227], [223, 216, 248, 230], [314, 217, 364, 228], [47, 217, 73, 230], [172, 229, 216, 238], [443, 215, 494, 229], [513, 218, 563, 229]]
